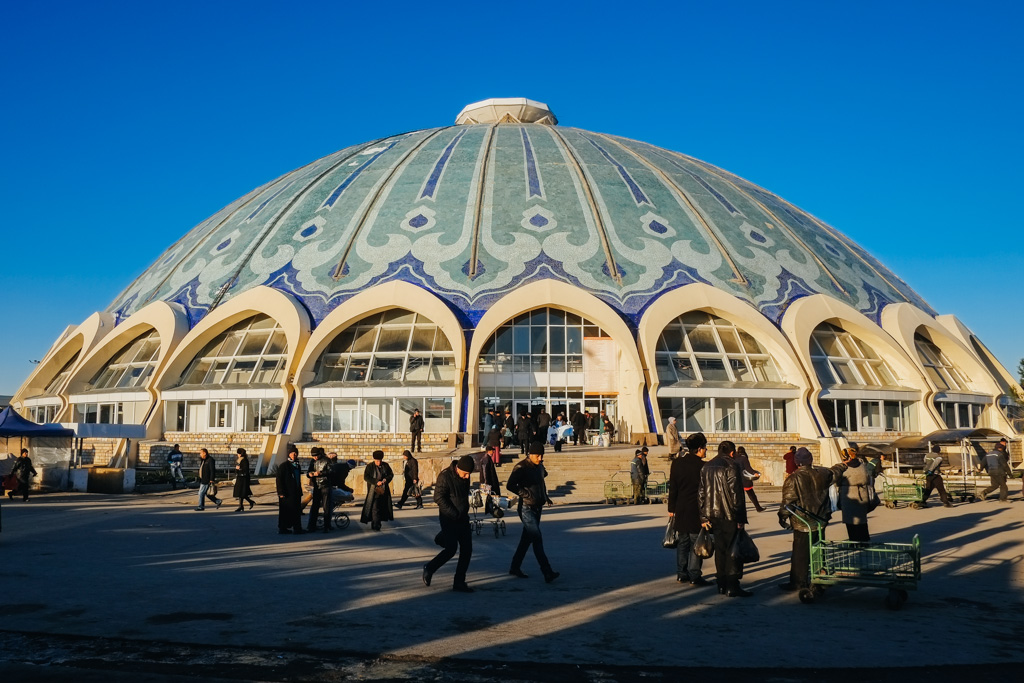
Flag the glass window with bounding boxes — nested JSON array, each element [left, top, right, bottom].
[[655, 313, 782, 388], [696, 358, 729, 382], [44, 354, 80, 395], [884, 401, 903, 431], [714, 398, 744, 431], [178, 316, 287, 388], [332, 399, 359, 431], [915, 333, 968, 391], [363, 399, 393, 432], [307, 399, 332, 432], [370, 357, 405, 381], [809, 323, 899, 390], [209, 401, 232, 429], [684, 398, 710, 432], [90, 331, 161, 390]]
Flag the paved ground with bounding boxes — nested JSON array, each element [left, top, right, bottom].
[[1, 486, 1022, 681]]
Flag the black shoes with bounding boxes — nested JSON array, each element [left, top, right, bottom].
[[544, 571, 560, 584], [414, 503, 424, 509], [215, 499, 223, 509], [509, 568, 529, 579], [726, 587, 753, 598], [422, 565, 432, 587], [234, 506, 243, 512], [394, 503, 404, 510], [452, 583, 474, 593], [248, 499, 255, 510], [690, 578, 713, 587]]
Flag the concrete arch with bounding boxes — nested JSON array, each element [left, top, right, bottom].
[[637, 284, 817, 437], [12, 311, 115, 415], [292, 280, 467, 438], [881, 303, 1001, 397], [781, 295, 943, 439], [152, 287, 313, 466], [66, 301, 190, 397], [466, 279, 648, 439]]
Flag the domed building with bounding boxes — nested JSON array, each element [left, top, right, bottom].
[[13, 98, 1022, 476]]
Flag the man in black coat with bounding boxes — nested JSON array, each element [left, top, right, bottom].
[[502, 410, 515, 449], [276, 447, 305, 535], [536, 408, 551, 437], [506, 442, 559, 583], [395, 450, 422, 509], [410, 409, 425, 453], [571, 410, 588, 446], [306, 448, 334, 533], [8, 449, 37, 502], [423, 455, 476, 593], [698, 440, 750, 597], [668, 433, 711, 586], [516, 413, 535, 455]]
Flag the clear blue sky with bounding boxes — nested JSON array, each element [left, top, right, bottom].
[[1, 0, 1021, 394]]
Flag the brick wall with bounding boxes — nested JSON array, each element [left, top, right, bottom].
[[303, 432, 454, 460], [138, 432, 269, 472], [78, 438, 121, 467]]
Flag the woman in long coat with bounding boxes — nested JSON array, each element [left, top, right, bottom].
[[836, 446, 876, 542], [361, 450, 394, 531], [232, 448, 255, 511]]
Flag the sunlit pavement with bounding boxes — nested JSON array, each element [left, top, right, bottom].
[[0, 488, 1022, 678]]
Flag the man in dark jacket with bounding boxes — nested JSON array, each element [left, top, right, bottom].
[[306, 448, 334, 532], [195, 449, 222, 511], [502, 410, 515, 449], [980, 442, 1011, 502], [777, 448, 848, 592], [410, 409, 425, 453], [668, 433, 711, 586], [276, 446, 305, 534], [361, 450, 394, 531], [9, 449, 37, 502], [571, 410, 588, 446], [921, 445, 953, 508], [506, 442, 559, 583], [630, 449, 649, 504], [698, 440, 750, 597], [423, 455, 476, 592], [536, 408, 551, 437], [395, 450, 423, 510], [516, 413, 535, 454]]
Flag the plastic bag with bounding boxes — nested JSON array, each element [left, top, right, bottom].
[[662, 519, 680, 549], [694, 527, 715, 558], [828, 483, 839, 512], [730, 529, 760, 563]]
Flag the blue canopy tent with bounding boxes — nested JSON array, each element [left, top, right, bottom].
[[0, 406, 76, 492]]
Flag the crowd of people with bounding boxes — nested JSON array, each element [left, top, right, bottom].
[[481, 407, 617, 454]]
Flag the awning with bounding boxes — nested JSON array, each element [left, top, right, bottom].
[[888, 428, 1006, 450]]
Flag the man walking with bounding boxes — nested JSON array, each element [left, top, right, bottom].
[[980, 442, 1011, 502], [166, 444, 185, 489], [395, 450, 423, 510], [506, 442, 559, 583], [777, 448, 848, 594], [276, 446, 305, 534], [668, 432, 712, 586], [8, 449, 37, 502], [665, 416, 681, 458], [410, 408, 425, 453], [698, 440, 750, 597], [195, 449, 222, 510], [921, 445, 953, 508], [423, 455, 476, 593], [306, 448, 334, 532]]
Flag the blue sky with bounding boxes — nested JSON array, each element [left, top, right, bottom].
[[1, 0, 1021, 394]]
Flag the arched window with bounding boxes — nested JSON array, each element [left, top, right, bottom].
[[163, 315, 287, 433], [655, 312, 792, 433], [23, 352, 79, 423], [178, 315, 287, 387], [90, 330, 161, 390], [69, 331, 161, 426], [305, 310, 456, 434], [476, 308, 618, 440], [811, 323, 915, 433], [915, 332, 986, 429]]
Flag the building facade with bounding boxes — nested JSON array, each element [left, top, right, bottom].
[[12, 99, 1022, 473]]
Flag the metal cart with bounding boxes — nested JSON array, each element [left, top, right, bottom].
[[881, 475, 925, 509], [645, 470, 668, 503], [603, 471, 632, 504], [470, 487, 508, 537], [786, 505, 921, 610]]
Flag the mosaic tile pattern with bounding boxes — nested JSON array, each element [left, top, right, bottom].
[[105, 125, 935, 330]]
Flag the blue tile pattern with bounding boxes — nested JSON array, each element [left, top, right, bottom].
[[104, 123, 938, 340]]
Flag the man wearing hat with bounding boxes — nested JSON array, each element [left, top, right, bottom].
[[630, 448, 649, 504], [423, 455, 476, 592], [361, 450, 394, 531], [665, 416, 681, 458], [306, 448, 334, 532], [668, 432, 712, 586], [506, 442, 559, 583], [777, 447, 848, 593], [395, 450, 423, 510], [276, 445, 305, 535]]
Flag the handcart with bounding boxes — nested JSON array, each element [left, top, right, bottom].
[[645, 470, 668, 503], [786, 504, 921, 610], [470, 486, 508, 537], [881, 474, 925, 509], [603, 471, 632, 504], [947, 437, 979, 503]]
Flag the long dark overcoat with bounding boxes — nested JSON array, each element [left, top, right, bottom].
[[233, 455, 253, 498], [360, 461, 395, 523]]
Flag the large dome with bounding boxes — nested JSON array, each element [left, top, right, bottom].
[[107, 100, 934, 330]]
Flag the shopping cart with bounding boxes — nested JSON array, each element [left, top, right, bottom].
[[603, 471, 632, 504], [470, 486, 508, 537], [645, 471, 668, 503], [881, 475, 925, 509], [786, 504, 921, 610]]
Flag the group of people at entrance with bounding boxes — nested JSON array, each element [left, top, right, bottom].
[[482, 407, 616, 458]]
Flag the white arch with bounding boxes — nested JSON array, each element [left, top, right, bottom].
[[637, 283, 818, 438], [466, 279, 648, 439]]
